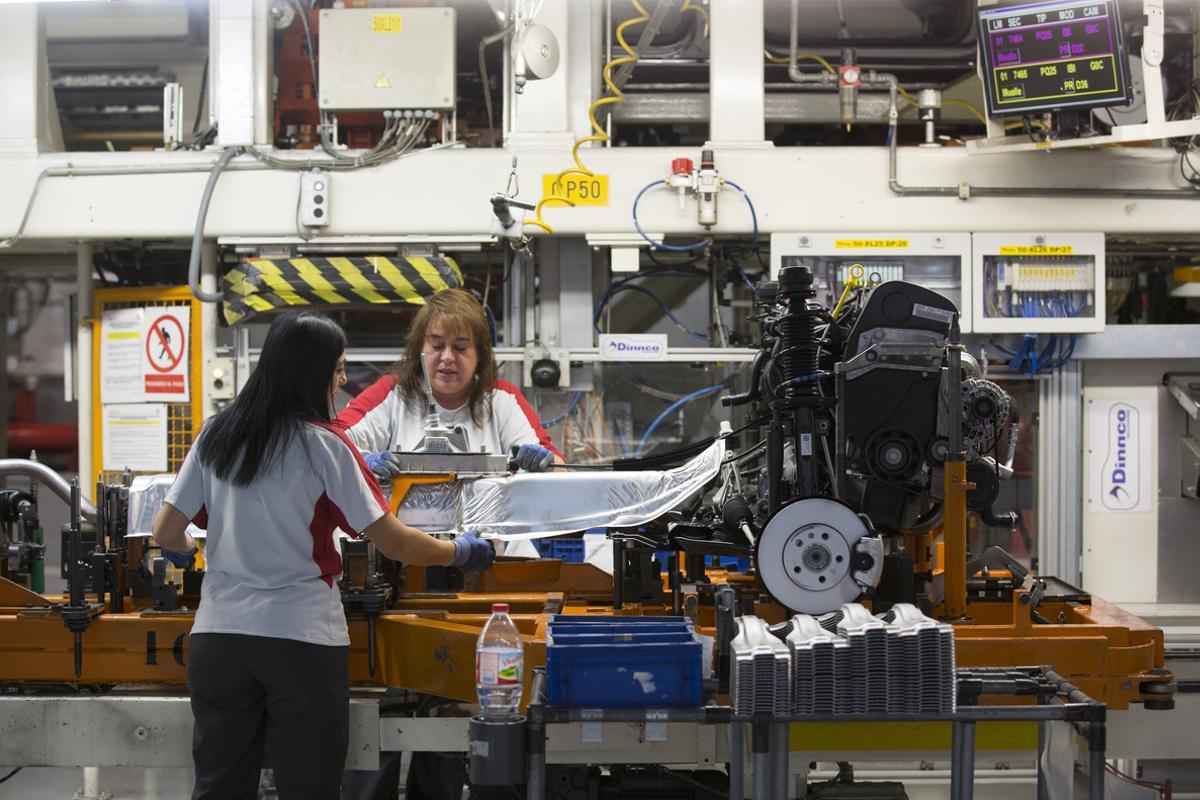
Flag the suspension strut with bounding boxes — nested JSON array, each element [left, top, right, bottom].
[[774, 266, 821, 500]]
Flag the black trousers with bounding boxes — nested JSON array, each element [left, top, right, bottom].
[[188, 632, 349, 800]]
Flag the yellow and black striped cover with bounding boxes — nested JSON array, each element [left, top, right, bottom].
[[222, 255, 464, 324]]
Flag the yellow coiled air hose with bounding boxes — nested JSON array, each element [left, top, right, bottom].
[[525, 0, 652, 235]]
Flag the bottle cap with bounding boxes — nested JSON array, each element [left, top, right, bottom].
[[492, 603, 510, 613]]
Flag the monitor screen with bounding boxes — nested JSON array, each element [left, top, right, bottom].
[[978, 0, 1132, 117]]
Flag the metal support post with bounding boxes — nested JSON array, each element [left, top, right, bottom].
[[1036, 722, 1048, 800], [212, 0, 273, 146], [951, 720, 976, 800], [199, 241, 220, 418], [670, 553, 682, 615], [74, 766, 111, 800], [0, 284, 8, 460], [951, 721, 964, 800], [503, 249, 525, 354], [527, 671, 547, 800], [76, 242, 94, 492], [751, 721, 770, 800], [526, 721, 545, 800], [728, 720, 744, 800], [612, 539, 624, 610], [770, 721, 789, 799], [1087, 721, 1106, 800], [1037, 362, 1083, 584], [942, 325, 968, 620], [708, 0, 765, 143]]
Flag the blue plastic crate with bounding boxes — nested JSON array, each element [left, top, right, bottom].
[[650, 553, 750, 573], [549, 631, 697, 645], [534, 538, 586, 562], [550, 624, 692, 637], [549, 618, 691, 628], [546, 615, 703, 708]]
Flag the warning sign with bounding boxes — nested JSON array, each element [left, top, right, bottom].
[[99, 305, 190, 404], [144, 312, 187, 397], [142, 308, 189, 401]]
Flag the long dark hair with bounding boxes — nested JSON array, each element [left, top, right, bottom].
[[197, 312, 346, 486], [393, 288, 496, 425]]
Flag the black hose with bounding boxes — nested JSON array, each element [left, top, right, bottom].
[[721, 348, 769, 407], [979, 506, 1018, 530]]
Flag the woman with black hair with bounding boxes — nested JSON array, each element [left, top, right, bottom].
[[152, 311, 494, 800]]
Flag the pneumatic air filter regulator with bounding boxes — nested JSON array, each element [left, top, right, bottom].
[[697, 149, 719, 228]]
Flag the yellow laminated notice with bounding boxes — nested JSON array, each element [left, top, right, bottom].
[[834, 239, 909, 249], [998, 245, 1074, 255], [371, 14, 403, 33]]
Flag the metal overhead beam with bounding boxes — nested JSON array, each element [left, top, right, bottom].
[[615, 91, 898, 124], [5, 145, 1200, 243], [250, 347, 760, 364]]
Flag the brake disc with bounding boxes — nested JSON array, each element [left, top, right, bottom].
[[755, 497, 884, 614]]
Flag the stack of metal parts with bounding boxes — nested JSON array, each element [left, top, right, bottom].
[[776, 603, 956, 715], [783, 615, 838, 714], [836, 604, 890, 713], [730, 616, 792, 716], [878, 603, 957, 714]]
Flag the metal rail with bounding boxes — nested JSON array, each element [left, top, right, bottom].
[[525, 666, 1107, 800], [0, 459, 97, 522]]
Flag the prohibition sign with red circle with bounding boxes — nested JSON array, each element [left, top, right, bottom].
[[146, 314, 185, 373]]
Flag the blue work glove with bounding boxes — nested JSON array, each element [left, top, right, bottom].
[[512, 443, 555, 473], [365, 450, 403, 480], [162, 545, 197, 569], [450, 531, 496, 571]]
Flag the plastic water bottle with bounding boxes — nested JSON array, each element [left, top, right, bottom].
[[476, 602, 523, 716]]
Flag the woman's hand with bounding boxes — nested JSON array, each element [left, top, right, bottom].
[[365, 450, 403, 479], [512, 444, 555, 472], [449, 531, 496, 571]]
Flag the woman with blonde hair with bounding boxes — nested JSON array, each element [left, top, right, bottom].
[[338, 288, 558, 477]]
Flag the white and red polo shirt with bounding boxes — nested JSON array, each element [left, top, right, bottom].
[[336, 376, 557, 459], [164, 421, 387, 647]]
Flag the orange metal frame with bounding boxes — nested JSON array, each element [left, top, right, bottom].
[[0, 563, 1168, 711]]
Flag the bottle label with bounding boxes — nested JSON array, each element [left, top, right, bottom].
[[477, 648, 522, 686]]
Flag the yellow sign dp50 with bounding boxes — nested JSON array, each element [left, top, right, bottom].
[[542, 174, 609, 207]]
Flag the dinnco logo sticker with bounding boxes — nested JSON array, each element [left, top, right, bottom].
[[598, 334, 668, 361], [1101, 402, 1139, 511]]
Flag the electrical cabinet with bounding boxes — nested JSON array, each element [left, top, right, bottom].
[[769, 232, 973, 332], [971, 232, 1105, 333], [318, 8, 456, 111]]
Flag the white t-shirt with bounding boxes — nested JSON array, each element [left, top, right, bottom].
[[336, 375, 557, 458], [164, 421, 388, 647]]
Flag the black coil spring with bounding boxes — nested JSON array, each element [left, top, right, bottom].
[[778, 307, 819, 395]]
